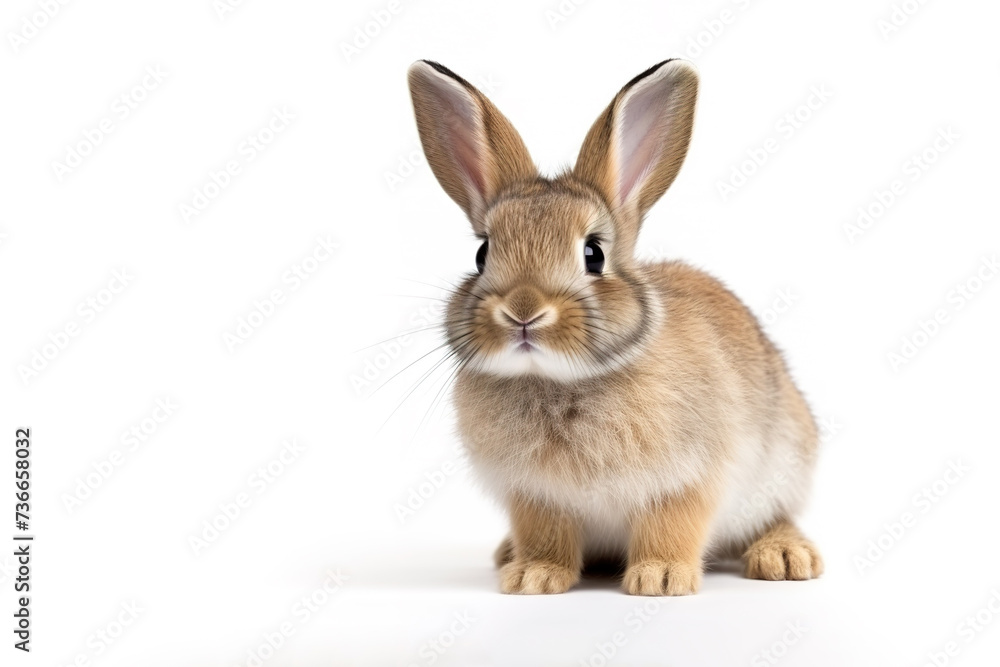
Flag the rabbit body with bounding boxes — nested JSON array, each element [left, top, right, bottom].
[[454, 259, 818, 562], [408, 58, 823, 594]]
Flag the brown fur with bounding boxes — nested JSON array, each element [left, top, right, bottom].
[[744, 520, 825, 581], [407, 61, 536, 231], [499, 494, 583, 594], [407, 60, 822, 595], [624, 483, 717, 595]]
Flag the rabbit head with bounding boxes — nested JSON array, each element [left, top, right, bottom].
[[407, 59, 698, 381]]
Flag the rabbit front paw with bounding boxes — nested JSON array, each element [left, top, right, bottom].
[[623, 560, 701, 596], [499, 560, 579, 594]]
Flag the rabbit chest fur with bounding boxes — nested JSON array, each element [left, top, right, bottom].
[[454, 261, 818, 560]]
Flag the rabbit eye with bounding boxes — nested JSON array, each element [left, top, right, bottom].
[[584, 239, 604, 274], [475, 240, 488, 274]]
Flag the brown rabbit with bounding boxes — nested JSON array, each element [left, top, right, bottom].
[[407, 59, 822, 595]]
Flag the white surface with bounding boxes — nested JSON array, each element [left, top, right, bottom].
[[2, 0, 999, 665]]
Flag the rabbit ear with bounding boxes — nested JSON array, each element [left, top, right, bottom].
[[408, 61, 536, 231], [574, 60, 698, 234]]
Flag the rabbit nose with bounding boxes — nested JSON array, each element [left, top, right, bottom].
[[497, 287, 554, 328], [499, 308, 546, 327]]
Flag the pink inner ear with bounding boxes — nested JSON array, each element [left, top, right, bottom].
[[431, 76, 487, 200], [618, 80, 672, 206], [448, 115, 486, 197]]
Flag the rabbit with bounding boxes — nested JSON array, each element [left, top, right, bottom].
[[406, 58, 823, 595]]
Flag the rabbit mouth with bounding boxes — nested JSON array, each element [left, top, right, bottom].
[[515, 326, 538, 353]]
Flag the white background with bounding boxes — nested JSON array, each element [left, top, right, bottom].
[[2, 0, 999, 665]]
